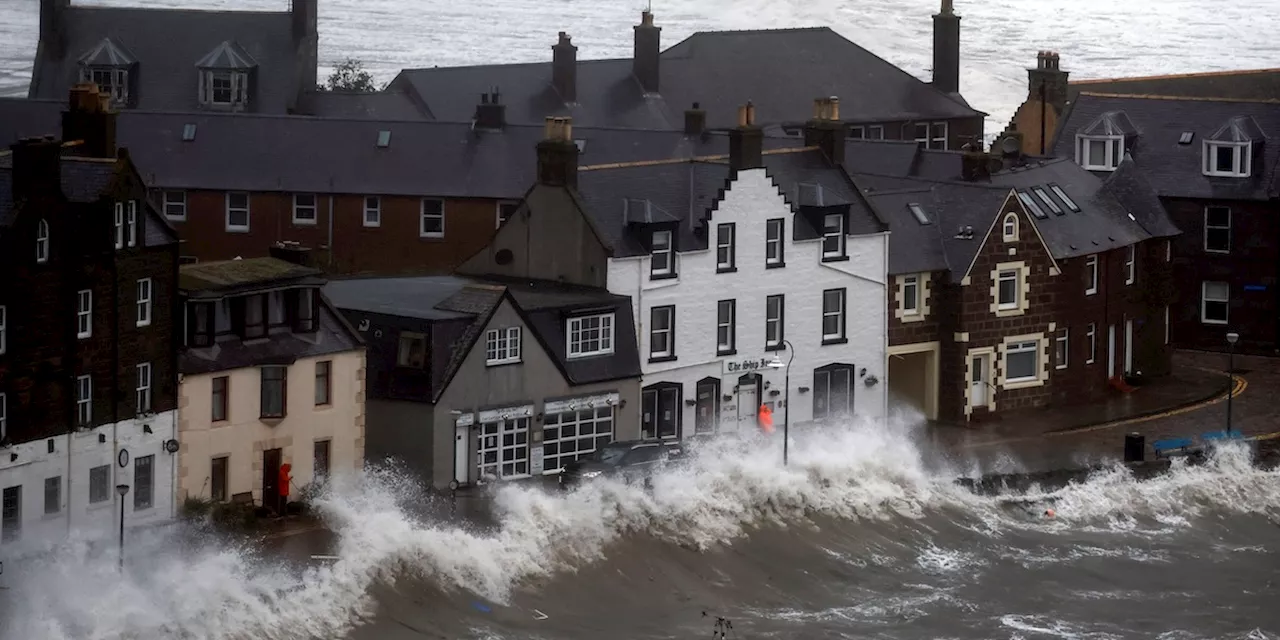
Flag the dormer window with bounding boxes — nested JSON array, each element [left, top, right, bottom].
[[1203, 116, 1262, 178], [650, 230, 674, 278], [1075, 110, 1137, 172], [821, 213, 846, 261], [77, 38, 135, 107], [196, 41, 257, 111]]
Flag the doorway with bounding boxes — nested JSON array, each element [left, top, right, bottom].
[[970, 353, 990, 409], [641, 383, 682, 439], [736, 373, 761, 431], [887, 343, 939, 421], [694, 377, 721, 435], [454, 423, 469, 486], [262, 448, 282, 514]]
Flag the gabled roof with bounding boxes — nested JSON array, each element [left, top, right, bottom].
[[863, 183, 1009, 277], [195, 40, 259, 70], [1069, 69, 1280, 103], [30, 6, 301, 112], [78, 37, 137, 67], [390, 26, 983, 130], [1079, 110, 1138, 137], [577, 148, 885, 258], [1051, 93, 1280, 201]]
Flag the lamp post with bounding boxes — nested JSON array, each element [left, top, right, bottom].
[[116, 483, 130, 572], [767, 339, 795, 466], [1226, 332, 1239, 434]]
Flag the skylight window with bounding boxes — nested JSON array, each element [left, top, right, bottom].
[[1032, 187, 1062, 215], [1178, 132, 1195, 145], [1049, 184, 1079, 212], [574, 139, 587, 153], [1016, 191, 1047, 220], [376, 130, 391, 148], [181, 124, 197, 141], [907, 203, 930, 225]]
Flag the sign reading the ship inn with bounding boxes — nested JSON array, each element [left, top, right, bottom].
[[723, 357, 774, 375]]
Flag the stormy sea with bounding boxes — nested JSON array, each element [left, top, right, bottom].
[[1, 417, 1278, 639]]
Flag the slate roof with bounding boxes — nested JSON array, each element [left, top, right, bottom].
[[0, 154, 137, 227], [178, 298, 363, 376], [0, 98, 64, 146], [295, 90, 432, 121], [29, 6, 302, 113], [179, 257, 323, 295], [1051, 93, 1280, 201], [864, 183, 1009, 277], [390, 26, 983, 130], [323, 275, 482, 321], [577, 148, 885, 258], [1069, 69, 1280, 103]]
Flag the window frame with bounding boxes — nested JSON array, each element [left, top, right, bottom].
[[996, 269, 1019, 309], [716, 299, 736, 355], [766, 294, 785, 350], [89, 465, 109, 504], [812, 364, 854, 421], [211, 375, 229, 422], [495, 200, 519, 229], [292, 193, 318, 225], [163, 190, 187, 221], [1201, 281, 1229, 325], [902, 275, 920, 316], [650, 229, 674, 278], [1077, 135, 1124, 171], [1124, 245, 1136, 285], [314, 360, 332, 406], [363, 196, 381, 227], [211, 456, 229, 502], [1203, 206, 1231, 254], [716, 223, 736, 272], [1050, 184, 1080, 212], [397, 332, 427, 368], [77, 289, 92, 339], [1086, 323, 1097, 364], [259, 365, 288, 419], [1055, 329, 1069, 370], [135, 362, 152, 414], [1203, 141, 1251, 178], [1085, 256, 1099, 295], [485, 326, 522, 366], [76, 374, 92, 427], [419, 198, 445, 238], [126, 200, 138, 248], [44, 476, 61, 515], [134, 455, 154, 511], [36, 219, 49, 263], [821, 288, 847, 343], [1004, 340, 1040, 384], [765, 218, 785, 267], [821, 213, 846, 260], [1032, 187, 1063, 215], [567, 313, 615, 359], [0, 392, 5, 441], [1002, 213, 1018, 241], [225, 192, 250, 232], [649, 305, 676, 360], [136, 278, 152, 327], [114, 202, 124, 249], [314, 440, 331, 483]]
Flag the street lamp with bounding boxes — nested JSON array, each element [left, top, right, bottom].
[[116, 483, 130, 572], [767, 339, 795, 466], [1226, 332, 1239, 434]]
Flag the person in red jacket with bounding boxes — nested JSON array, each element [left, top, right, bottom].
[[277, 463, 292, 516], [758, 403, 775, 434]]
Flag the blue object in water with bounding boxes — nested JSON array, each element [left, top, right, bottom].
[[471, 601, 492, 613]]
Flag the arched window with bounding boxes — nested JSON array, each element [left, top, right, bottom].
[[36, 219, 50, 263], [1002, 213, 1018, 242]]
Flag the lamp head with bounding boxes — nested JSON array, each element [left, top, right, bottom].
[[1226, 332, 1239, 345], [115, 484, 130, 497], [767, 355, 785, 369]]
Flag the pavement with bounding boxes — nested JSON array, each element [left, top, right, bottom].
[[922, 351, 1280, 473]]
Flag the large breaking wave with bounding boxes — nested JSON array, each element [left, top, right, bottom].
[[3, 417, 1278, 639]]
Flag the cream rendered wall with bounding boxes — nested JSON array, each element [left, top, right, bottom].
[[606, 168, 889, 437], [177, 350, 365, 505]]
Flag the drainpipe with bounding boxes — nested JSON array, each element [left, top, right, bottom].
[[635, 257, 644, 437], [327, 182, 335, 268], [111, 227, 121, 533]]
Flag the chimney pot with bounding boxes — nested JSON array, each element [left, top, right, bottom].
[[745, 101, 756, 126], [729, 104, 764, 171], [536, 116, 578, 189], [828, 96, 840, 121]]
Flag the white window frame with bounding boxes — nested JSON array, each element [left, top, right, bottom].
[[766, 294, 784, 348], [1086, 323, 1096, 364], [1203, 141, 1251, 178], [126, 200, 138, 248], [36, 219, 50, 263], [902, 275, 920, 316], [292, 193, 318, 225], [76, 289, 92, 339], [716, 299, 735, 354], [1085, 256, 1098, 295], [136, 278, 152, 327], [567, 313, 614, 358], [495, 200, 519, 229], [485, 327, 521, 366], [541, 407, 614, 474], [913, 122, 948, 149], [867, 125, 884, 140], [1201, 281, 1229, 325], [1055, 330, 1069, 369], [136, 362, 152, 414], [477, 418, 530, 480], [1124, 245, 1136, 285], [163, 190, 187, 221], [82, 66, 130, 105], [1004, 340, 1040, 384], [363, 196, 381, 227], [419, 198, 445, 238], [202, 70, 248, 107], [650, 230, 674, 277], [765, 218, 784, 266], [0, 305, 5, 355], [76, 374, 92, 426], [821, 288, 846, 341], [1002, 213, 1018, 241], [649, 306, 675, 358], [1077, 135, 1124, 171], [114, 202, 124, 249], [0, 392, 5, 441], [996, 270, 1019, 310], [716, 223, 736, 271], [225, 192, 250, 232], [821, 213, 846, 259], [1203, 206, 1231, 253]]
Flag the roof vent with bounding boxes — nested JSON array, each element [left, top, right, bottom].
[[954, 225, 974, 240], [1178, 131, 1194, 145], [376, 130, 391, 148], [181, 124, 197, 141]]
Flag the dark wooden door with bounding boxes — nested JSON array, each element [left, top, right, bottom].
[[262, 448, 282, 513]]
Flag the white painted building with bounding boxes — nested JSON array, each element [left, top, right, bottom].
[[592, 141, 889, 439]]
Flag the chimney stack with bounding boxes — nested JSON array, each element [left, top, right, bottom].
[[11, 136, 63, 204], [803, 96, 845, 166], [474, 88, 506, 129], [39, 0, 69, 58], [291, 0, 317, 41], [536, 116, 579, 189], [633, 10, 662, 94], [960, 142, 992, 182], [932, 0, 961, 95], [291, 0, 318, 96], [552, 32, 578, 103], [1028, 50, 1069, 113], [728, 102, 764, 171], [62, 83, 118, 159], [684, 102, 706, 136]]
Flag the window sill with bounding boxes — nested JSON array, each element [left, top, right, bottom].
[[821, 337, 848, 346], [1201, 319, 1228, 326], [1204, 249, 1230, 255], [765, 262, 786, 270], [716, 266, 738, 274], [363, 222, 381, 228], [764, 343, 786, 352], [994, 307, 1025, 318], [717, 349, 737, 357], [259, 417, 285, 426], [1085, 289, 1098, 296], [648, 355, 678, 364], [166, 216, 187, 223], [1055, 365, 1068, 370], [225, 227, 250, 234], [292, 219, 318, 226], [567, 351, 614, 360], [821, 255, 850, 263], [1002, 377, 1044, 390], [650, 272, 678, 281], [419, 233, 445, 240], [486, 359, 522, 367]]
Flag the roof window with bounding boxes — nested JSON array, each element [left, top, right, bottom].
[[1049, 184, 1079, 212], [182, 124, 197, 142], [1178, 132, 1194, 145], [376, 130, 392, 148], [1075, 110, 1137, 172], [77, 37, 136, 107], [1016, 191, 1048, 219], [907, 203, 930, 225], [1032, 186, 1063, 215], [196, 41, 256, 111]]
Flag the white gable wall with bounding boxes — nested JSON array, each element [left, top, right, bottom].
[[606, 168, 888, 439]]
